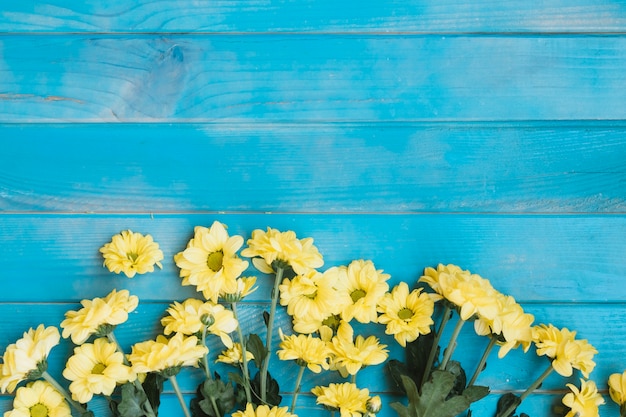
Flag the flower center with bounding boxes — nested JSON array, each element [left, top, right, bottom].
[[350, 289, 366, 303], [206, 251, 224, 272], [127, 252, 139, 262], [30, 404, 49, 417], [398, 308, 414, 321], [92, 363, 107, 375], [322, 314, 342, 332]]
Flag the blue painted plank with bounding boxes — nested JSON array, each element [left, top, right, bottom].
[[1, 1, 626, 33], [2, 35, 626, 122], [2, 123, 626, 213], [1, 214, 625, 303]]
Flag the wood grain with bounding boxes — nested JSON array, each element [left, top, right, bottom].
[[2, 35, 626, 122]]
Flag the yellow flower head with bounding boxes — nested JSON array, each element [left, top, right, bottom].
[[100, 230, 163, 278], [161, 298, 238, 347], [128, 333, 208, 375], [60, 289, 139, 345], [4, 380, 71, 417], [336, 260, 390, 324], [216, 343, 254, 366], [62, 338, 135, 404], [232, 403, 297, 417], [377, 282, 434, 347], [533, 324, 597, 378], [328, 322, 388, 377], [221, 276, 258, 303], [280, 268, 351, 323], [241, 227, 323, 275], [311, 382, 370, 417], [562, 379, 605, 417], [0, 325, 60, 394], [418, 264, 470, 301], [277, 330, 330, 373], [609, 370, 626, 406], [439, 272, 500, 321], [174, 222, 250, 303]]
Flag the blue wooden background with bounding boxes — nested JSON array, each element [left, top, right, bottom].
[[1, 2, 626, 416]]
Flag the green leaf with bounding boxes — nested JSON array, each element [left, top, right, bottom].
[[142, 373, 164, 413], [117, 382, 150, 417], [387, 359, 411, 393], [190, 374, 236, 417], [495, 393, 521, 417], [250, 371, 281, 407], [246, 334, 267, 368], [405, 330, 436, 386]]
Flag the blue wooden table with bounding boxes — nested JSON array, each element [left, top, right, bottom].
[[1, 2, 625, 416]]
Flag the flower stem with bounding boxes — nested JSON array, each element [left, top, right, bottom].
[[421, 304, 451, 387], [232, 302, 252, 403], [201, 326, 212, 380], [351, 373, 357, 384], [497, 364, 554, 417], [290, 365, 306, 413], [468, 335, 498, 386], [438, 315, 465, 371], [260, 265, 284, 403], [169, 374, 192, 417], [42, 371, 88, 415]]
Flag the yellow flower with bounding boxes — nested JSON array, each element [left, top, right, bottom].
[[367, 395, 382, 413], [161, 298, 238, 347], [609, 370, 626, 406], [0, 325, 60, 393], [4, 380, 71, 417], [418, 264, 470, 301], [533, 324, 597, 378], [100, 230, 163, 278], [280, 268, 350, 323], [215, 343, 254, 366], [562, 379, 605, 417], [60, 289, 139, 344], [377, 282, 434, 347], [128, 333, 208, 375], [174, 222, 249, 302], [439, 272, 500, 321], [311, 382, 370, 417], [474, 294, 534, 358], [232, 403, 297, 417], [241, 227, 323, 275], [328, 322, 388, 377], [277, 330, 330, 373], [62, 338, 135, 404], [336, 260, 390, 324], [221, 276, 258, 303]]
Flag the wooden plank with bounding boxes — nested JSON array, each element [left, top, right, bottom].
[[2, 35, 626, 122], [1, 1, 626, 33], [2, 123, 626, 213], [1, 214, 625, 303]]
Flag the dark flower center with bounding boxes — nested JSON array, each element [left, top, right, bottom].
[[207, 251, 224, 272], [92, 363, 106, 375], [30, 404, 49, 417], [350, 289, 366, 303], [398, 308, 414, 321]]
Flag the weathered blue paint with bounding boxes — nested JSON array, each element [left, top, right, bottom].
[[0, 1, 624, 416]]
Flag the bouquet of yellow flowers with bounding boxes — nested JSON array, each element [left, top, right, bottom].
[[0, 223, 610, 417]]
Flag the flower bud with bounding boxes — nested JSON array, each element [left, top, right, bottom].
[[367, 395, 382, 413]]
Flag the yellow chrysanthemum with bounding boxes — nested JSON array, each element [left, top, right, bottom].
[[474, 294, 534, 358], [533, 324, 597, 378], [279, 268, 350, 323], [62, 338, 135, 404], [99, 230, 163, 278], [4, 380, 71, 417], [128, 333, 208, 375], [60, 289, 139, 345], [562, 379, 605, 417], [221, 276, 258, 303], [232, 403, 297, 417], [174, 222, 249, 302], [336, 260, 390, 324], [418, 264, 470, 301], [241, 227, 323, 275], [161, 298, 238, 348], [0, 325, 60, 394], [377, 282, 434, 347], [609, 370, 626, 406], [277, 330, 330, 373], [328, 322, 388, 377], [438, 272, 500, 321], [311, 382, 370, 417], [215, 343, 254, 366]]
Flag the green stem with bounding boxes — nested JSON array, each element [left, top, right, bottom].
[[169, 374, 192, 417], [260, 265, 284, 403], [468, 335, 498, 386], [201, 326, 212, 380], [107, 332, 158, 417], [290, 365, 306, 413], [438, 315, 465, 371], [42, 371, 88, 414], [232, 302, 252, 403], [351, 373, 357, 384], [498, 364, 554, 417], [421, 304, 451, 387]]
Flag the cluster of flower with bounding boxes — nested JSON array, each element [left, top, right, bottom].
[[0, 222, 624, 417]]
